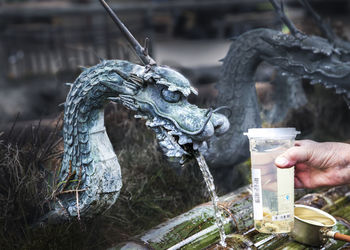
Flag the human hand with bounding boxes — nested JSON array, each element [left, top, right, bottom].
[[274, 140, 350, 188]]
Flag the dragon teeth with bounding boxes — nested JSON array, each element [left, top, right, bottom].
[[165, 150, 177, 157], [198, 141, 208, 153], [163, 123, 176, 131], [146, 121, 160, 127], [193, 141, 208, 153], [166, 144, 174, 150], [168, 130, 182, 136], [178, 135, 192, 145], [146, 117, 168, 127], [164, 148, 186, 158], [134, 114, 148, 119], [150, 118, 196, 161]]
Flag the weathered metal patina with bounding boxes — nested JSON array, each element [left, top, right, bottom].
[[46, 0, 229, 222]]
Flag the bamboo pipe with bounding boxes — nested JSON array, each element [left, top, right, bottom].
[[325, 231, 350, 243]]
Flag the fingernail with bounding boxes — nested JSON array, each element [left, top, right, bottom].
[[275, 156, 289, 167]]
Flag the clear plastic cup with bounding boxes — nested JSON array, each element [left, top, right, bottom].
[[244, 128, 300, 233]]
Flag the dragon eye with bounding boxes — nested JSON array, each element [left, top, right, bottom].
[[161, 88, 181, 103]]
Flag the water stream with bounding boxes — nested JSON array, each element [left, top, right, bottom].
[[195, 152, 227, 247]]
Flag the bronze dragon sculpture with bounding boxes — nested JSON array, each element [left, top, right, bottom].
[[47, 0, 350, 221], [45, 0, 230, 222]]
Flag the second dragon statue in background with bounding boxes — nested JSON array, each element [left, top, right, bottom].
[[205, 0, 350, 179]]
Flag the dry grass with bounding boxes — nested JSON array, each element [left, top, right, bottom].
[[0, 117, 63, 248], [0, 104, 208, 249]]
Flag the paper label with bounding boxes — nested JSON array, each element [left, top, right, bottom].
[[252, 169, 263, 220], [277, 167, 294, 214], [272, 213, 291, 221]]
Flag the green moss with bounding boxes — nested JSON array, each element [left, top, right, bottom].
[[331, 205, 350, 221], [252, 232, 274, 243], [324, 196, 350, 214], [235, 158, 251, 187], [148, 210, 215, 249], [275, 241, 310, 250], [259, 234, 290, 250], [182, 222, 232, 250]]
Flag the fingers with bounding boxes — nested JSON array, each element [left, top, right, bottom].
[[294, 176, 304, 188], [275, 145, 311, 168], [294, 139, 314, 147]]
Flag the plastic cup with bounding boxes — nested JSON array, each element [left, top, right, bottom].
[[244, 128, 300, 233]]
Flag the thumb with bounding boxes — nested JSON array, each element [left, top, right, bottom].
[[275, 146, 310, 168]]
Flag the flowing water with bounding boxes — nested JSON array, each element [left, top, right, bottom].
[[195, 152, 227, 247]]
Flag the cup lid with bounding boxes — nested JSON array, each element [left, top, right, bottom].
[[243, 127, 300, 139]]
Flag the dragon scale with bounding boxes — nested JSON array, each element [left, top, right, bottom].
[[56, 60, 138, 218]]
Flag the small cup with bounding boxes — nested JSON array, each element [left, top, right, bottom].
[[293, 204, 336, 246], [244, 128, 300, 233]]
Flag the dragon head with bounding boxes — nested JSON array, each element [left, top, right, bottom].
[[105, 60, 229, 164], [139, 65, 229, 163], [260, 31, 350, 98], [99, 0, 229, 163]]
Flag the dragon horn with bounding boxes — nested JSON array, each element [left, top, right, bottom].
[[99, 0, 156, 66]]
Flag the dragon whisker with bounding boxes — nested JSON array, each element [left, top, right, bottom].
[[212, 106, 232, 119]]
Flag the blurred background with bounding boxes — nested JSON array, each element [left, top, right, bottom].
[[1, 0, 349, 127], [1, 0, 350, 248]]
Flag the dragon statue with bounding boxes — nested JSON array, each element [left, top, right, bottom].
[[44, 0, 230, 222], [45, 0, 350, 221], [205, 0, 350, 176]]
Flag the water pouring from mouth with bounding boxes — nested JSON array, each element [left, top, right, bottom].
[[195, 151, 227, 247]]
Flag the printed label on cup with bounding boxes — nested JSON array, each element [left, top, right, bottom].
[[272, 213, 291, 221], [252, 169, 263, 220]]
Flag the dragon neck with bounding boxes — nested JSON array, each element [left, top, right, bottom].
[[59, 61, 130, 217], [206, 29, 275, 167]]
